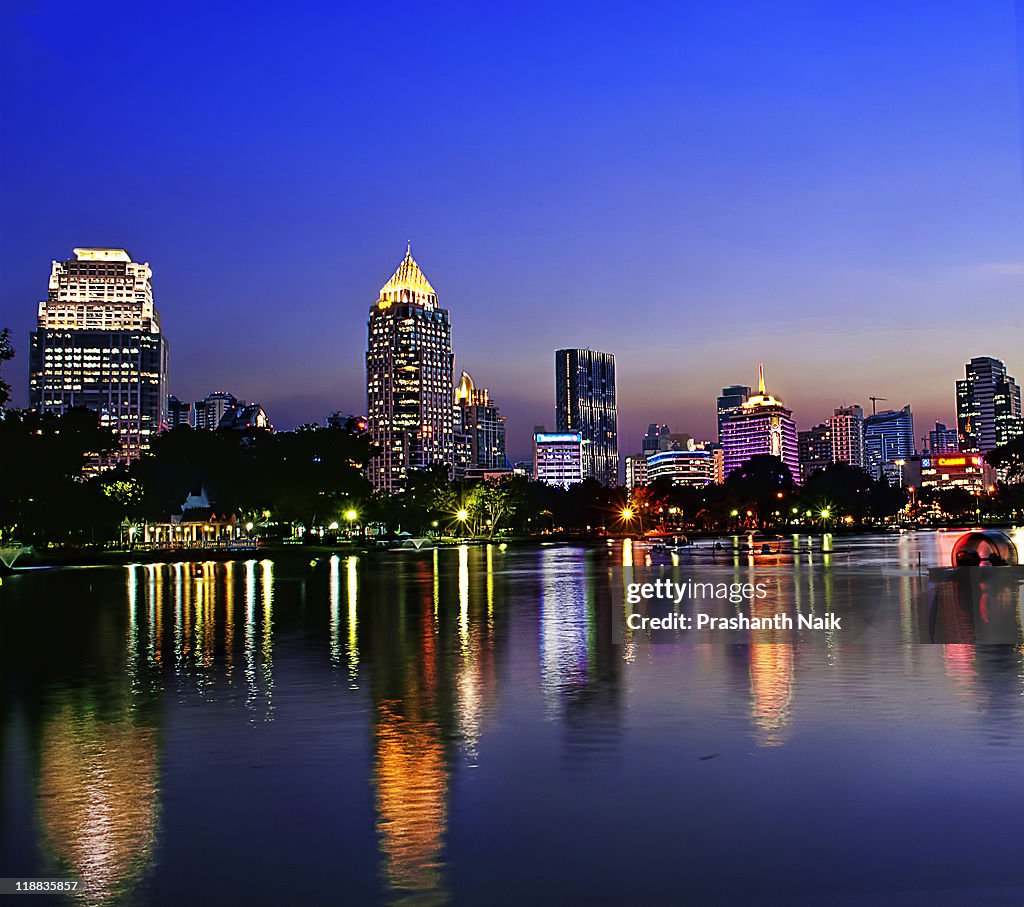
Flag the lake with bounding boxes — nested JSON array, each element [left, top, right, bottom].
[[4, 531, 1024, 906]]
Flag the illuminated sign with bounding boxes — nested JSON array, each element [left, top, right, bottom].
[[934, 455, 982, 468]]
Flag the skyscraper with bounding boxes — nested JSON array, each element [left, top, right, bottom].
[[366, 246, 454, 493], [717, 385, 751, 442], [956, 356, 1023, 454], [828, 404, 865, 468], [720, 365, 799, 481], [555, 348, 618, 485], [453, 371, 507, 477], [29, 248, 169, 463], [864, 405, 914, 482]]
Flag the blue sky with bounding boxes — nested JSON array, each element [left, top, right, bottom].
[[2, 1, 1023, 459]]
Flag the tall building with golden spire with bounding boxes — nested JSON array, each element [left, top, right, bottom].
[[366, 246, 454, 492], [720, 363, 799, 481]]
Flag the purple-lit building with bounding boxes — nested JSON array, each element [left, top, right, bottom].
[[720, 365, 799, 482]]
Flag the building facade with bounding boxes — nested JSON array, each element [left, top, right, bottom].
[[167, 394, 192, 429], [555, 348, 618, 485], [717, 385, 751, 442], [797, 422, 832, 482], [903, 453, 994, 497], [928, 421, 959, 455], [29, 248, 168, 463], [864, 405, 915, 482], [193, 391, 238, 430], [956, 356, 1023, 454], [645, 448, 715, 487], [625, 454, 648, 489], [366, 246, 455, 493], [828, 404, 865, 468], [453, 371, 507, 478], [533, 432, 584, 488], [720, 365, 799, 481]]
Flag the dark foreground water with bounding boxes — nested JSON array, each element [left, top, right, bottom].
[[4, 532, 1024, 906]]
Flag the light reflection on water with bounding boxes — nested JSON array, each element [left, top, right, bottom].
[[5, 532, 1024, 904]]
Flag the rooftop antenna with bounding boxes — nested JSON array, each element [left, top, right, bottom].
[[869, 395, 888, 416]]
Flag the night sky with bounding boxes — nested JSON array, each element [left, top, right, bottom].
[[2, 1, 1023, 460]]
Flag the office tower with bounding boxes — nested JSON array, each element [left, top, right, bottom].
[[193, 391, 238, 430], [555, 348, 618, 485], [167, 394, 192, 429], [717, 385, 751, 442], [533, 432, 584, 488], [827, 404, 865, 468], [453, 371, 507, 477], [366, 246, 454, 493], [29, 247, 169, 463], [928, 421, 959, 455], [719, 365, 799, 481], [625, 455, 648, 489], [798, 422, 832, 482], [956, 356, 1023, 454], [646, 447, 715, 487], [864, 405, 914, 482]]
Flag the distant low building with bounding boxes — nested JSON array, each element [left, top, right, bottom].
[[646, 447, 715, 487], [167, 395, 192, 429], [534, 431, 583, 488], [625, 454, 648, 489], [902, 453, 994, 497], [798, 423, 832, 482], [928, 421, 959, 455], [218, 402, 272, 432]]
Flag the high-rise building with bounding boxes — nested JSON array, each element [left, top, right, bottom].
[[864, 405, 914, 482], [366, 246, 454, 493], [797, 422, 832, 482], [533, 432, 584, 488], [29, 248, 169, 463], [717, 385, 751, 442], [555, 348, 618, 485], [453, 371, 507, 477], [167, 394, 192, 429], [928, 421, 959, 455], [828, 404, 865, 469], [193, 391, 238, 430], [720, 365, 799, 481], [956, 356, 1023, 454], [646, 447, 715, 487]]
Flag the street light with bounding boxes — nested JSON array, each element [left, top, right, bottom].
[[621, 507, 634, 521]]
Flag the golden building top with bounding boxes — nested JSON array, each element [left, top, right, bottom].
[[743, 363, 785, 409], [377, 244, 438, 310]]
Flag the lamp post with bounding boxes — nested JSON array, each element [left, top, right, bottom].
[[456, 508, 469, 538], [344, 509, 358, 539]]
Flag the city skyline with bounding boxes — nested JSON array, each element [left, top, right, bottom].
[[7, 241, 1024, 464], [3, 4, 1023, 460]]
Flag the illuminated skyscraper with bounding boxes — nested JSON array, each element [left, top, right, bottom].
[[720, 365, 799, 481], [29, 248, 169, 463], [828, 404, 865, 468], [956, 356, 1023, 454], [555, 348, 618, 485], [453, 371, 507, 477], [864, 405, 914, 482], [366, 246, 454, 492]]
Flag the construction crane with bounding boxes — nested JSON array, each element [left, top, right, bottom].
[[868, 395, 887, 416]]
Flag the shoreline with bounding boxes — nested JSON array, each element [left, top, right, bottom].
[[3, 524, 1010, 571]]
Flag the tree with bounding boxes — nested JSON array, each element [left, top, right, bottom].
[[986, 438, 1024, 482], [0, 328, 13, 409], [722, 455, 795, 527]]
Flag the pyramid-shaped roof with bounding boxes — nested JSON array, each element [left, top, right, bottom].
[[377, 244, 438, 309]]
